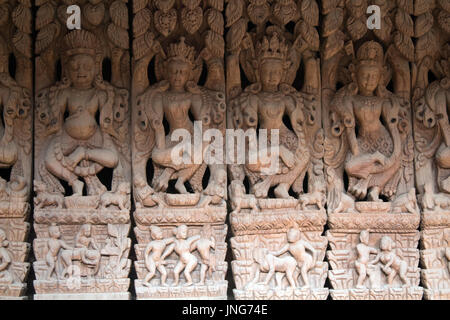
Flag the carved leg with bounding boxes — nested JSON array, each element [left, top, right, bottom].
[[86, 148, 119, 169], [155, 169, 174, 192], [175, 178, 188, 194], [367, 187, 382, 202], [173, 261, 184, 286], [143, 260, 156, 286], [349, 178, 370, 200], [199, 263, 208, 285], [183, 260, 197, 286], [157, 265, 168, 286], [300, 264, 310, 288], [274, 183, 291, 199], [66, 147, 87, 170], [355, 261, 367, 289]]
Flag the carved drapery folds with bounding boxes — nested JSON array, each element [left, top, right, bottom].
[[322, 1, 422, 300], [33, 1, 131, 299], [0, 0, 32, 299], [226, 0, 328, 300], [412, 0, 450, 300], [131, 0, 228, 299]]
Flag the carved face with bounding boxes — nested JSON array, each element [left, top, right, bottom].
[[167, 60, 191, 90], [68, 54, 96, 89], [176, 225, 188, 239], [260, 59, 283, 90], [359, 230, 370, 244], [287, 228, 300, 243], [49, 226, 60, 239], [151, 226, 163, 240], [81, 224, 92, 237], [356, 65, 381, 95], [380, 236, 392, 251]]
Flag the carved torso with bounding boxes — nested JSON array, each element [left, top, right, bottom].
[[162, 91, 193, 133], [257, 92, 286, 131]]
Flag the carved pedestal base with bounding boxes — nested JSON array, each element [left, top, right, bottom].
[[421, 211, 450, 300], [134, 203, 228, 300], [0, 205, 31, 299], [230, 207, 329, 300], [327, 210, 423, 300], [33, 209, 131, 299]]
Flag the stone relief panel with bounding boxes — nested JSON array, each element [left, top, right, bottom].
[[0, 0, 32, 299], [131, 0, 228, 299], [33, 1, 131, 299], [412, 0, 450, 300], [322, 1, 422, 300], [226, 0, 328, 300]]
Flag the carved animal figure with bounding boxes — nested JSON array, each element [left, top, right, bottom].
[[251, 247, 298, 289], [229, 181, 259, 214], [392, 188, 418, 214], [34, 180, 64, 209], [298, 191, 325, 210], [99, 182, 130, 210]]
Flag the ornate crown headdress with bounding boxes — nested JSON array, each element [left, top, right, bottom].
[[357, 41, 384, 66], [256, 32, 288, 64], [167, 37, 195, 65], [62, 30, 100, 57]]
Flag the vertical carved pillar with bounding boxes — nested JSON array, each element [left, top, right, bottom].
[[412, 0, 450, 300], [131, 0, 228, 299], [0, 0, 32, 300], [33, 1, 132, 299], [322, 1, 422, 300], [226, 0, 328, 300]]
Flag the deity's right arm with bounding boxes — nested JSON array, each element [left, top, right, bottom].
[[144, 242, 153, 257], [270, 244, 289, 257]]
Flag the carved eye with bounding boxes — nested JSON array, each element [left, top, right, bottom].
[[19, 108, 25, 116], [120, 103, 125, 108], [138, 111, 142, 116], [116, 112, 121, 118]]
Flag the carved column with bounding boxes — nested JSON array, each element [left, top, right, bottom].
[[322, 1, 422, 300], [412, 0, 450, 300], [131, 0, 228, 299], [226, 0, 328, 300], [0, 0, 32, 300], [33, 1, 131, 299]]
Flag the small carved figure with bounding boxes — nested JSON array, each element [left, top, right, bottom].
[[34, 180, 64, 209], [161, 225, 200, 286], [271, 228, 317, 288], [326, 168, 356, 213], [298, 190, 326, 210], [99, 182, 131, 210], [422, 183, 450, 211], [143, 226, 174, 287], [392, 189, 419, 214], [251, 247, 297, 288], [45, 225, 72, 279], [229, 181, 259, 214], [372, 236, 409, 287], [191, 227, 216, 285], [354, 230, 378, 289], [60, 224, 101, 277], [0, 228, 12, 284]]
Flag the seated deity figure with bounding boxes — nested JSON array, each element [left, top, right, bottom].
[[36, 30, 125, 196], [232, 32, 312, 199], [135, 37, 224, 195], [330, 41, 410, 202]]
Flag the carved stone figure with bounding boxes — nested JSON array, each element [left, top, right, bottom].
[[135, 224, 226, 299], [413, 3, 450, 297], [33, 28, 131, 300], [226, 0, 327, 300], [132, 0, 227, 299], [322, 1, 422, 299], [0, 0, 32, 299], [34, 223, 131, 299]]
